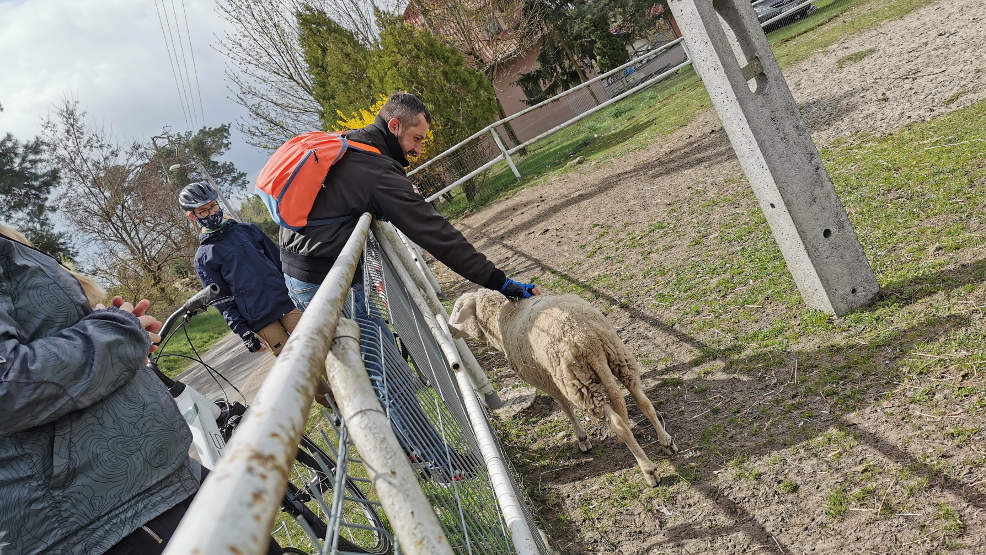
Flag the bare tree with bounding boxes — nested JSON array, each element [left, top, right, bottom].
[[408, 0, 530, 70], [405, 0, 540, 147], [215, 0, 393, 150], [42, 100, 196, 310]]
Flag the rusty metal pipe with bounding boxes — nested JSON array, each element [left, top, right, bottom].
[[325, 318, 454, 555], [164, 213, 373, 555], [395, 227, 443, 297]]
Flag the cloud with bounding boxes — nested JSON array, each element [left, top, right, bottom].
[[0, 0, 269, 190]]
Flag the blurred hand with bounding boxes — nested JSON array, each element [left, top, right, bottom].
[[96, 296, 162, 351], [243, 334, 265, 353]]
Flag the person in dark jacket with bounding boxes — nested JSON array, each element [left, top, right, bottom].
[[180, 182, 302, 356], [275, 93, 538, 481], [279, 92, 538, 301], [0, 223, 284, 554]]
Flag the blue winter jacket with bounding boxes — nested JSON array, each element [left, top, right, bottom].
[[194, 220, 296, 341], [0, 236, 198, 553]]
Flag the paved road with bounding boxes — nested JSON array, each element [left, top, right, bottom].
[[176, 333, 275, 404]]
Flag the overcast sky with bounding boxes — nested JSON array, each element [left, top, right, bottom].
[[0, 0, 269, 197]]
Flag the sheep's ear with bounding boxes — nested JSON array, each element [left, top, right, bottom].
[[449, 293, 478, 327]]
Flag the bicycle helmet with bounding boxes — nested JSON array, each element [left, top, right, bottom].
[[178, 182, 219, 211]]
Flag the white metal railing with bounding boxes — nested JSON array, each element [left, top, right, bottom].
[[166, 214, 544, 554], [165, 213, 375, 554], [413, 0, 819, 203]]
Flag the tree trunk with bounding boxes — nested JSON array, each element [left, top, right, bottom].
[[559, 37, 601, 106], [495, 97, 526, 155]]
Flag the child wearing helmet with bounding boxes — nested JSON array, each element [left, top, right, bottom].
[[178, 182, 301, 356]]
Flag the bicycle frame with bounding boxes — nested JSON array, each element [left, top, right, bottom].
[[153, 285, 392, 554], [173, 380, 226, 468], [150, 284, 230, 469]]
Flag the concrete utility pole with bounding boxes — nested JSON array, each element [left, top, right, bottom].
[[666, 0, 878, 316]]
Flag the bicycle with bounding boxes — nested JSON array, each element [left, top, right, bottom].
[[147, 284, 392, 554]]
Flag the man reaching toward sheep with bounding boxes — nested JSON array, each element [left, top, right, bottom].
[[278, 91, 539, 305], [273, 91, 539, 480]]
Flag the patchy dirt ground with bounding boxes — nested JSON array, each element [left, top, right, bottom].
[[429, 0, 986, 553]]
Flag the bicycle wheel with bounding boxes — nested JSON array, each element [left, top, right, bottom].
[[276, 434, 392, 554]]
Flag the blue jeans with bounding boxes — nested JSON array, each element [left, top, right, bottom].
[[283, 271, 470, 478]]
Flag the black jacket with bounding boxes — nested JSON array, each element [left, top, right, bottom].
[[279, 116, 507, 289]]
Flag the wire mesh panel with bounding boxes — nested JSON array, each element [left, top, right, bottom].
[[270, 403, 397, 555], [410, 132, 501, 201], [351, 232, 548, 554]]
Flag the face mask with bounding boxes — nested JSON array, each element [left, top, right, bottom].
[[196, 208, 224, 230]]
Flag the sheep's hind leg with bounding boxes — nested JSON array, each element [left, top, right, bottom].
[[603, 404, 660, 487], [557, 397, 592, 453], [629, 383, 679, 456]]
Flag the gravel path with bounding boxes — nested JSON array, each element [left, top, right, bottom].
[[790, 0, 986, 144]]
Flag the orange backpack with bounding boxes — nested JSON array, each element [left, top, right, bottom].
[[256, 131, 380, 230]]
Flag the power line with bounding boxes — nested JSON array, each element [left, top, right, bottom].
[[160, 0, 197, 127], [168, 0, 200, 126], [179, 0, 207, 124], [153, 0, 192, 128]]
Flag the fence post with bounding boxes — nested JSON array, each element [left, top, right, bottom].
[[490, 127, 521, 180], [666, 0, 878, 315], [325, 318, 454, 555]]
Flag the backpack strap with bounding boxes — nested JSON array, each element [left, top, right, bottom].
[[305, 134, 383, 227]]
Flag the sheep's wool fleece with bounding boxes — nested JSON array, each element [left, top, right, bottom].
[[491, 293, 642, 419]]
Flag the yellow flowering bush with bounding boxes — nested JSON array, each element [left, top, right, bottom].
[[333, 95, 436, 163]]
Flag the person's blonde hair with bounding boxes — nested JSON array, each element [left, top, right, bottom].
[[0, 223, 105, 306]]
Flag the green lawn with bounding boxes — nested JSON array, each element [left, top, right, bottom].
[[155, 307, 230, 378], [437, 0, 937, 219]]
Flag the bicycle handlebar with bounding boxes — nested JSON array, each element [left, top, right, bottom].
[[155, 283, 221, 345]]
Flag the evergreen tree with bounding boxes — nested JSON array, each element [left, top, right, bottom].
[[300, 8, 499, 151], [160, 124, 249, 199], [586, 10, 629, 72], [516, 0, 599, 104], [517, 0, 667, 104], [369, 16, 499, 150], [298, 7, 376, 131], [0, 122, 75, 259]]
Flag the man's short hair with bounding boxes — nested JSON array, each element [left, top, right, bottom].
[[379, 92, 432, 126]]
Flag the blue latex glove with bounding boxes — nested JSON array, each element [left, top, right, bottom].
[[500, 278, 536, 301]]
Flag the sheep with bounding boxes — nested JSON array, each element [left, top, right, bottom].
[[449, 289, 679, 486]]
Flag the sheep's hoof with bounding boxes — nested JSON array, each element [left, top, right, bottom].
[[659, 438, 680, 456], [641, 466, 660, 487], [577, 438, 592, 453]]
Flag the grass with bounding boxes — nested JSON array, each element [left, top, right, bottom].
[[481, 72, 986, 555], [436, 0, 937, 220], [836, 47, 878, 68], [826, 486, 849, 519], [155, 307, 230, 378]]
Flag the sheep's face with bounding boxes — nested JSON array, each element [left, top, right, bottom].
[[448, 290, 505, 348], [449, 291, 487, 343]]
